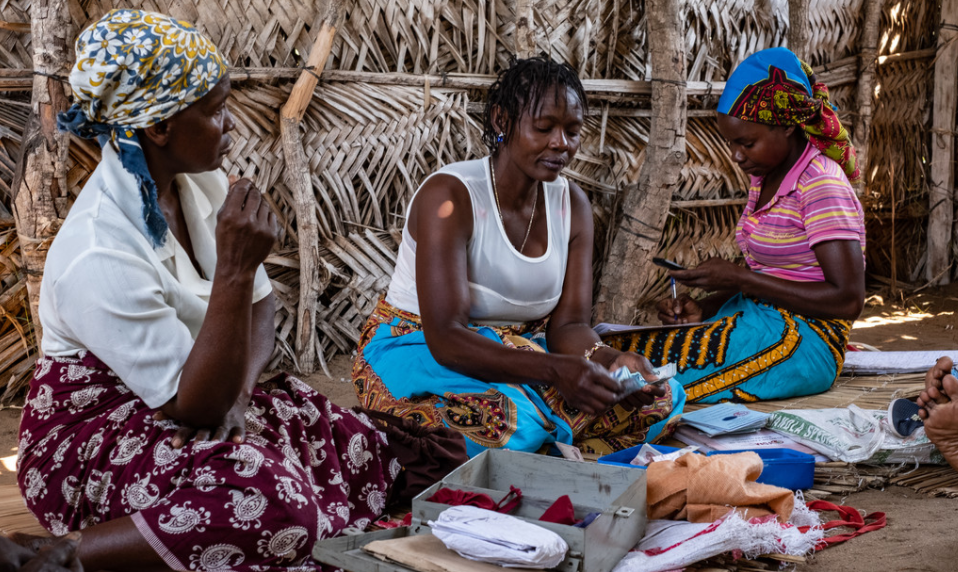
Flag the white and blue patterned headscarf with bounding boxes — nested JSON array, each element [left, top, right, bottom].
[[58, 9, 226, 247]]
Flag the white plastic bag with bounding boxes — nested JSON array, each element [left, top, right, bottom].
[[867, 411, 944, 465], [429, 505, 568, 569], [767, 405, 946, 465], [766, 405, 884, 463], [629, 444, 699, 467]]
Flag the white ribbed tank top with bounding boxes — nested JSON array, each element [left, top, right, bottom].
[[385, 157, 571, 325]]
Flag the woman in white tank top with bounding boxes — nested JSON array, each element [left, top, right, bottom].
[[353, 58, 685, 456]]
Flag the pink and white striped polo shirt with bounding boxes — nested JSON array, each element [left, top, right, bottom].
[[736, 142, 866, 282]]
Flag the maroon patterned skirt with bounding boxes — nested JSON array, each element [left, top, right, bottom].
[[17, 351, 398, 570]]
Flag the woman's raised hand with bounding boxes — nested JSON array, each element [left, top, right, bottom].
[[657, 294, 703, 325], [215, 178, 278, 276]]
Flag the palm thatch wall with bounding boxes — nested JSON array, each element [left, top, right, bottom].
[[0, 0, 940, 401]]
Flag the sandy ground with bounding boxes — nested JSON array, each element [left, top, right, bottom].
[[3, 285, 958, 570]]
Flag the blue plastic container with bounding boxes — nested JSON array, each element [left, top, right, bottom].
[[706, 448, 815, 490], [597, 446, 815, 490]]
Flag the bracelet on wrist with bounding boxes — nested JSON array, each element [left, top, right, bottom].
[[584, 341, 611, 361]]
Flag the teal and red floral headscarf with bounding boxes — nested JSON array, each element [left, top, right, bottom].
[[717, 47, 860, 183], [58, 9, 226, 247]]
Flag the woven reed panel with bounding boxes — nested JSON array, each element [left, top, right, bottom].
[[0, 1, 31, 69], [878, 0, 937, 56], [72, 1, 327, 68], [0, 0, 941, 374], [807, 0, 863, 65], [859, 0, 936, 280], [0, 95, 43, 403], [680, 118, 750, 200], [332, 0, 519, 75], [685, 0, 786, 83]]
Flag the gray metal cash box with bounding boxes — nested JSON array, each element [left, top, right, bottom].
[[313, 448, 648, 572]]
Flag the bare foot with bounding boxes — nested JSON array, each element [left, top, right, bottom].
[[923, 374, 958, 472], [918, 356, 954, 420]]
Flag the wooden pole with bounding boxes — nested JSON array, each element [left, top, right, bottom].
[[854, 0, 883, 193], [788, 0, 811, 61], [10, 0, 74, 348], [514, 0, 536, 58], [595, 0, 687, 323], [279, 0, 345, 374], [928, 0, 958, 284]]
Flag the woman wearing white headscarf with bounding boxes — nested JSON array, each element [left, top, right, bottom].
[[16, 10, 406, 570]]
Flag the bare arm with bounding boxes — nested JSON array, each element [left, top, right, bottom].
[[544, 183, 603, 355], [413, 174, 557, 385], [669, 239, 865, 320], [160, 179, 277, 427], [240, 292, 276, 401]]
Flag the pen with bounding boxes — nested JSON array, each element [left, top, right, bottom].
[[670, 277, 678, 320]]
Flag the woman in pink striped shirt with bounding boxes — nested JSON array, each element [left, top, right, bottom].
[[608, 47, 865, 403]]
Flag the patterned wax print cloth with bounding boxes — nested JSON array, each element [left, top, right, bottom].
[[736, 141, 865, 282], [18, 352, 399, 571], [58, 9, 227, 247], [606, 294, 851, 403], [717, 47, 860, 182], [352, 299, 686, 457]]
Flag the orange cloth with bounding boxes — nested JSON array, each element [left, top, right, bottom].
[[647, 452, 794, 523]]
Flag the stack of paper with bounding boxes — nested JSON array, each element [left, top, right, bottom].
[[680, 403, 769, 436], [674, 426, 829, 462]]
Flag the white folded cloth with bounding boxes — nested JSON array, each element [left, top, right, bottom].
[[429, 505, 569, 569]]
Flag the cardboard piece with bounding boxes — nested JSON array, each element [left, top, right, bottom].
[[362, 534, 541, 572]]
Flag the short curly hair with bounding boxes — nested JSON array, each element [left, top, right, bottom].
[[482, 57, 588, 156]]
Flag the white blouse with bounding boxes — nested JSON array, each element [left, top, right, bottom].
[[39, 145, 272, 408]]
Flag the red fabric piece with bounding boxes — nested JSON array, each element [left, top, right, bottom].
[[426, 485, 522, 514], [800, 500, 886, 551], [374, 513, 413, 530], [538, 495, 578, 525]]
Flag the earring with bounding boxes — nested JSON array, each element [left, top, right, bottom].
[[496, 132, 504, 143]]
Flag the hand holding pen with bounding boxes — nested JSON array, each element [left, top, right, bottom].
[[653, 257, 704, 325]]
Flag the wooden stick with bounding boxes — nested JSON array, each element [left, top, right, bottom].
[[10, 0, 74, 349], [855, 0, 883, 193], [595, 0, 687, 323], [280, 4, 344, 123], [0, 19, 30, 33], [787, 0, 810, 61], [927, 0, 958, 285], [0, 47, 937, 94], [279, 0, 345, 374], [514, 0, 536, 58]]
